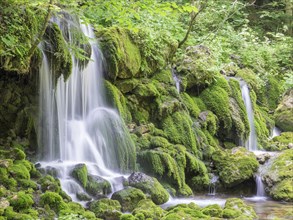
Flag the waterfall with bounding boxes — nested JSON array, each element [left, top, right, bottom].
[[240, 80, 257, 151], [38, 16, 135, 202], [208, 174, 219, 196], [269, 126, 281, 139], [255, 174, 265, 197], [172, 68, 180, 93]]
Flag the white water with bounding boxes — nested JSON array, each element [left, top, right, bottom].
[[240, 81, 257, 151], [255, 174, 266, 197], [38, 17, 135, 202], [172, 69, 180, 93], [208, 175, 219, 196], [269, 126, 281, 139]]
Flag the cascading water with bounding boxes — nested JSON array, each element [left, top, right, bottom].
[[269, 126, 281, 139], [255, 174, 265, 197], [172, 68, 180, 93], [208, 174, 219, 196], [240, 80, 257, 151], [38, 16, 135, 202]]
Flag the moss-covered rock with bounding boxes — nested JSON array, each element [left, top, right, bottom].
[[97, 27, 141, 80], [105, 80, 132, 122], [128, 172, 169, 205], [202, 204, 223, 218], [268, 132, 293, 151], [38, 175, 61, 193], [111, 187, 146, 212], [71, 164, 88, 188], [40, 191, 67, 213], [163, 203, 208, 220], [274, 89, 293, 132], [8, 191, 34, 212], [89, 198, 122, 220], [263, 149, 293, 201], [212, 147, 259, 187], [59, 202, 96, 220], [223, 198, 257, 220], [132, 199, 166, 220], [86, 175, 112, 196]]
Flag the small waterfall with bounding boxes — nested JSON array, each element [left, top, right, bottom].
[[240, 80, 257, 151], [172, 68, 180, 93], [269, 126, 281, 139], [255, 174, 266, 197], [208, 174, 219, 196], [38, 16, 135, 202]]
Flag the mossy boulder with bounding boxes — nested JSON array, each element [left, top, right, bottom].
[[111, 187, 146, 212], [128, 172, 169, 205], [97, 27, 141, 80], [223, 198, 257, 220], [263, 149, 293, 201], [86, 174, 112, 196], [38, 175, 61, 193], [71, 163, 88, 188], [132, 199, 166, 220], [176, 45, 218, 90], [163, 203, 208, 220], [40, 191, 68, 213], [59, 202, 96, 220], [8, 191, 34, 211], [89, 198, 122, 220], [202, 204, 223, 217], [274, 89, 293, 132], [268, 132, 293, 151], [212, 147, 259, 187]]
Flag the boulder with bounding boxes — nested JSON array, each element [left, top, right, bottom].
[[71, 163, 88, 188], [223, 198, 257, 220], [263, 149, 293, 201], [132, 199, 166, 220], [111, 187, 146, 212], [212, 147, 259, 187], [86, 175, 112, 196], [274, 89, 293, 132], [89, 198, 122, 220], [128, 172, 169, 205]]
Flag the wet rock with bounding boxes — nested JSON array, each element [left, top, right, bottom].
[[263, 149, 293, 202], [86, 175, 111, 196], [274, 89, 293, 132], [223, 198, 257, 220], [71, 163, 88, 188], [128, 172, 169, 205], [89, 198, 122, 220], [132, 199, 166, 219], [256, 153, 271, 164], [77, 192, 92, 201], [111, 187, 146, 212]]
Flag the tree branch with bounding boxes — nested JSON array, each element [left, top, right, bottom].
[[178, 0, 208, 48]]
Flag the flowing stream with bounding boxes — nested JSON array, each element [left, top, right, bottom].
[[38, 17, 135, 203]]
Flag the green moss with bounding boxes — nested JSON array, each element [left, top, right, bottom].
[[229, 78, 250, 140], [129, 174, 169, 205], [202, 204, 223, 217], [8, 191, 34, 211], [120, 214, 136, 220], [270, 179, 293, 202], [162, 111, 198, 155], [163, 203, 208, 220], [38, 175, 61, 193], [268, 132, 293, 151], [71, 164, 88, 188], [134, 81, 160, 98], [4, 207, 34, 220], [199, 111, 218, 136], [152, 70, 173, 84], [111, 187, 146, 212], [59, 202, 96, 220], [185, 152, 210, 191], [8, 161, 30, 180], [18, 179, 38, 190], [97, 27, 141, 80], [212, 147, 259, 187], [115, 78, 140, 93], [40, 191, 67, 213], [44, 23, 73, 81], [200, 85, 232, 134], [180, 93, 201, 118], [89, 198, 122, 219], [224, 198, 257, 220], [86, 175, 111, 196], [263, 149, 293, 201], [132, 199, 166, 220], [105, 80, 132, 122]]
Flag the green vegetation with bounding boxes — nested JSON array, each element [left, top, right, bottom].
[[0, 0, 292, 219]]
